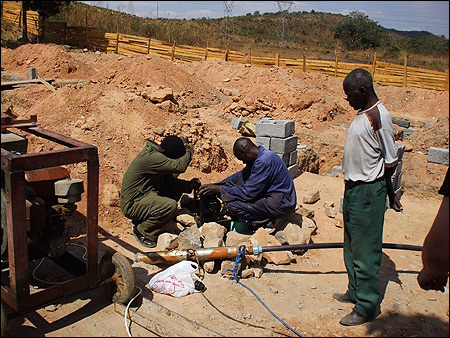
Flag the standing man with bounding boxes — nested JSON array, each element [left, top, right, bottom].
[[120, 135, 200, 248], [334, 68, 403, 326], [418, 168, 449, 292], [199, 137, 297, 233]]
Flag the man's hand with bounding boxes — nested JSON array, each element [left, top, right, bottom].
[[198, 184, 221, 196], [189, 178, 201, 192], [417, 268, 448, 292]]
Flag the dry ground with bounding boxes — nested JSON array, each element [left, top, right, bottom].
[[1, 43, 449, 337]]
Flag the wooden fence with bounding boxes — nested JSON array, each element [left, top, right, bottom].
[[2, 1, 39, 35], [2, 1, 448, 91]]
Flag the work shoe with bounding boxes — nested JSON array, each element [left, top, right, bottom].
[[332, 292, 356, 304], [132, 226, 157, 248], [339, 309, 370, 326]]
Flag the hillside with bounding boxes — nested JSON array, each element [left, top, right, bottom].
[[43, 2, 449, 71]]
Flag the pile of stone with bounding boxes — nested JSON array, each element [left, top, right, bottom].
[[154, 205, 317, 280]]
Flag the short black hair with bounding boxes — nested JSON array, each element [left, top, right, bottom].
[[160, 135, 186, 159], [344, 68, 374, 91]]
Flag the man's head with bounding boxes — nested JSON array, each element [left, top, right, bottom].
[[343, 68, 376, 111], [160, 135, 186, 159], [233, 137, 259, 165]]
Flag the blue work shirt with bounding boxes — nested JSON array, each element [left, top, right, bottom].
[[220, 146, 297, 208]]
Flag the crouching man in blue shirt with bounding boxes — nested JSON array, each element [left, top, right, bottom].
[[199, 137, 297, 233]]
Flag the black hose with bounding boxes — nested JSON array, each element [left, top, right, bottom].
[[260, 242, 422, 253]]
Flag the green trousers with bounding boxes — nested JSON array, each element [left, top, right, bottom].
[[342, 179, 387, 318], [125, 177, 189, 242]]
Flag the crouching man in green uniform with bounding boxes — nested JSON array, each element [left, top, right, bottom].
[[120, 135, 200, 248]]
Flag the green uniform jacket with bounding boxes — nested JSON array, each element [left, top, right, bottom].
[[120, 140, 194, 213]]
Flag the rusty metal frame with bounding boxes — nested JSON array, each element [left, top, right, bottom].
[[1, 116, 99, 313]]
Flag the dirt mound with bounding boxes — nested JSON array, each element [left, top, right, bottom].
[[1, 43, 449, 338], [1, 43, 97, 79]]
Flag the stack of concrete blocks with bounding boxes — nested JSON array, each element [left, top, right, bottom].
[[255, 118, 298, 179]]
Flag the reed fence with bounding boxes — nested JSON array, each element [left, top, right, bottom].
[[2, 1, 448, 91]]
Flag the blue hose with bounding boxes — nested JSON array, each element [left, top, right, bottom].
[[226, 245, 304, 337]]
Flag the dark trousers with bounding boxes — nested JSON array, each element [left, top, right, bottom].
[[225, 192, 295, 230], [125, 177, 187, 241], [342, 179, 387, 318]]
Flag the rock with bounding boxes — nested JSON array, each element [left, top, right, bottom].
[[203, 261, 215, 273], [156, 233, 179, 251], [176, 213, 198, 227], [250, 228, 290, 265], [102, 183, 120, 207], [303, 189, 320, 204], [177, 225, 203, 250]]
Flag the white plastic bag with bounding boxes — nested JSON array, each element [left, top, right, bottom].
[[147, 261, 204, 297]]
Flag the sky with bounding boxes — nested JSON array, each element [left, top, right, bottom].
[[81, 1, 450, 38]]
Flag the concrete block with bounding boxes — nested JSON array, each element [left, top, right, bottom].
[[1, 131, 28, 154], [427, 147, 449, 165], [289, 150, 297, 166], [270, 135, 298, 154], [256, 136, 270, 149], [331, 166, 343, 177], [256, 119, 295, 138], [402, 128, 417, 140], [392, 119, 410, 128], [287, 163, 298, 179], [231, 117, 245, 130], [277, 152, 289, 167], [394, 142, 406, 161], [29, 67, 37, 79]]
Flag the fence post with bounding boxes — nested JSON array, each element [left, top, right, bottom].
[[303, 53, 306, 72], [204, 44, 208, 61], [403, 54, 408, 87], [115, 33, 119, 54], [63, 22, 67, 45], [275, 52, 280, 67], [224, 49, 229, 61], [85, 11, 88, 48], [372, 52, 377, 79], [334, 53, 339, 77], [147, 37, 151, 54], [171, 41, 176, 61], [247, 51, 251, 64], [445, 69, 449, 91]]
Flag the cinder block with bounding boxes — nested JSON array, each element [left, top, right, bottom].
[[394, 142, 406, 161], [289, 150, 297, 166], [277, 152, 289, 167], [402, 128, 417, 140], [427, 147, 449, 165], [331, 166, 343, 177], [270, 135, 298, 154], [287, 163, 298, 179], [392, 119, 410, 128], [231, 117, 245, 130], [256, 136, 270, 149], [256, 119, 295, 138], [1, 131, 28, 154]]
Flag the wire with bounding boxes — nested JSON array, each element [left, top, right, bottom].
[[124, 286, 143, 337], [31, 242, 88, 285], [226, 245, 304, 337]]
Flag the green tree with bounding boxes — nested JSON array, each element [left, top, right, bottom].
[[19, 1, 71, 41], [334, 10, 388, 50]]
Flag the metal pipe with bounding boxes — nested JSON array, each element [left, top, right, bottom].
[[134, 242, 422, 265]]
